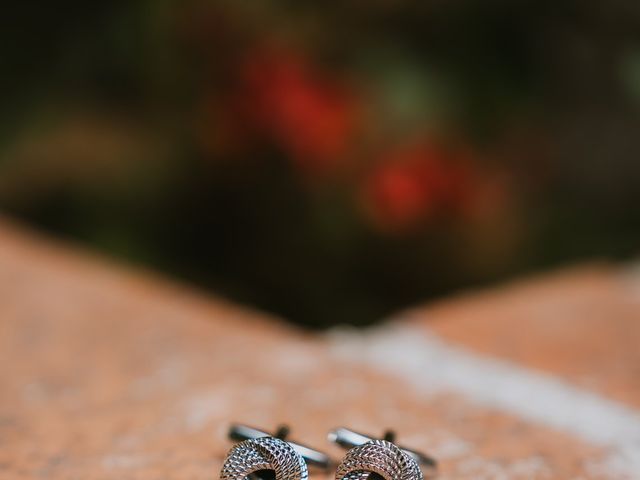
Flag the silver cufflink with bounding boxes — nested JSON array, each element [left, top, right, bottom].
[[220, 424, 331, 480], [329, 427, 437, 480]]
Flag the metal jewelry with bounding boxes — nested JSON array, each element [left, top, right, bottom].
[[329, 427, 437, 480], [221, 424, 330, 480]]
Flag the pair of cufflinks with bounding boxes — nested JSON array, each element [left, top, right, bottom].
[[221, 424, 437, 480]]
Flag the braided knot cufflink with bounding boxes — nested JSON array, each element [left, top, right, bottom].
[[221, 424, 330, 480], [330, 428, 436, 480]]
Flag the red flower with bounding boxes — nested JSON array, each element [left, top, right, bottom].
[[360, 141, 476, 231], [237, 46, 360, 174]]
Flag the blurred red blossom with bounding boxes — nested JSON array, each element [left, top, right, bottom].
[[359, 141, 479, 231], [236, 46, 361, 174]]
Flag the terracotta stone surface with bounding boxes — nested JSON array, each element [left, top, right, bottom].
[[411, 266, 640, 408], [0, 217, 638, 479]]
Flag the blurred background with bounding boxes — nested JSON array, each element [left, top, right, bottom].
[[2, 0, 640, 328]]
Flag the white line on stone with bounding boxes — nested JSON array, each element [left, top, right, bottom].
[[328, 324, 640, 478]]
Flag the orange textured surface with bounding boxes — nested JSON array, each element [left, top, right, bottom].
[[0, 217, 638, 479], [419, 266, 640, 408]]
